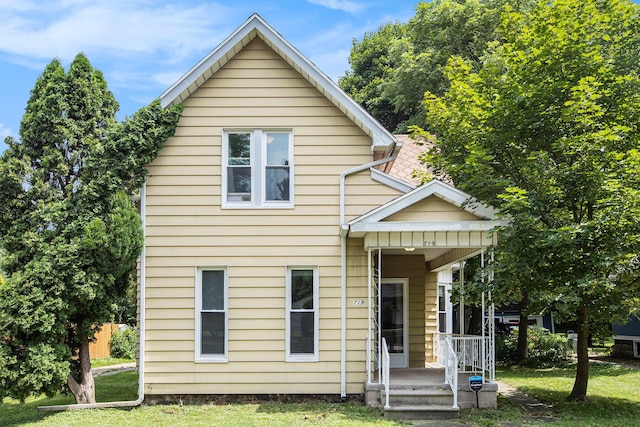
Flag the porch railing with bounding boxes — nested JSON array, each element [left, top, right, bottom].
[[443, 337, 459, 409], [445, 334, 493, 382], [381, 337, 390, 408]]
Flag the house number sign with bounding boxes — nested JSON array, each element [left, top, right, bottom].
[[352, 299, 365, 306]]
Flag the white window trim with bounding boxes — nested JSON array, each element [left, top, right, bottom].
[[286, 266, 319, 362], [222, 129, 294, 209], [195, 266, 228, 363]]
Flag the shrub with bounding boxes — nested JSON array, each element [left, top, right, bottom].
[[496, 326, 572, 368], [109, 328, 136, 359]]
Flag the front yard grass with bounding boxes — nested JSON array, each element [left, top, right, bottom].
[[496, 362, 640, 427], [90, 357, 135, 368], [1, 372, 397, 427], [3, 361, 640, 426]]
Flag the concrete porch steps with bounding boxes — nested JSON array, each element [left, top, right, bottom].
[[381, 386, 459, 420], [366, 368, 497, 419], [384, 404, 460, 420], [383, 388, 455, 406]]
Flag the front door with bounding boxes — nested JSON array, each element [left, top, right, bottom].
[[381, 279, 409, 368]]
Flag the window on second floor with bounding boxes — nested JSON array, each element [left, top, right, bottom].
[[223, 129, 293, 208]]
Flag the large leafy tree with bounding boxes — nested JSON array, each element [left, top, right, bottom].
[[339, 22, 410, 132], [423, 0, 640, 400], [0, 54, 182, 404], [340, 0, 535, 132]]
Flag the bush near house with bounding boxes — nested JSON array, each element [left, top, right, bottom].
[[108, 328, 136, 359], [497, 326, 572, 367]]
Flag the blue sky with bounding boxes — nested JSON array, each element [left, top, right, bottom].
[[0, 0, 420, 154]]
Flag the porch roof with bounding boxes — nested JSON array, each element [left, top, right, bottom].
[[343, 180, 506, 266]]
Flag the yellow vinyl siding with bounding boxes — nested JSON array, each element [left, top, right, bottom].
[[384, 195, 481, 222], [144, 37, 393, 395], [424, 272, 439, 362], [145, 39, 400, 394]]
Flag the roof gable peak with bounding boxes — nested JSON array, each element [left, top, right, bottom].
[[349, 179, 499, 225], [159, 13, 397, 148]]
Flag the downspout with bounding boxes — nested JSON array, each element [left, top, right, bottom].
[[339, 145, 399, 398], [39, 183, 148, 411]]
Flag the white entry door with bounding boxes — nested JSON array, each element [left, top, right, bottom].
[[381, 279, 409, 368]]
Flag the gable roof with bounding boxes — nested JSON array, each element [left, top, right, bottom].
[[348, 179, 499, 226], [160, 13, 397, 149], [343, 179, 505, 258]]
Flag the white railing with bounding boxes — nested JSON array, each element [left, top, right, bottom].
[[446, 335, 493, 382], [444, 337, 459, 409], [381, 337, 390, 408], [366, 335, 371, 384]]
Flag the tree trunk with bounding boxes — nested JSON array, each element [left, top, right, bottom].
[[568, 303, 589, 401], [67, 337, 96, 404], [516, 291, 529, 364]]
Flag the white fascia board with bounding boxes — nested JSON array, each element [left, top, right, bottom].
[[349, 220, 505, 235], [159, 14, 397, 149], [370, 168, 415, 193]]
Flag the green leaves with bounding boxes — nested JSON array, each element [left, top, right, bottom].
[[0, 53, 182, 402], [423, 0, 640, 398], [340, 0, 537, 132]]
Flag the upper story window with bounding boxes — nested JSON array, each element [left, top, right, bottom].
[[223, 129, 293, 208]]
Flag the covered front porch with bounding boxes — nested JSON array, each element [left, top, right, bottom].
[[343, 180, 504, 418]]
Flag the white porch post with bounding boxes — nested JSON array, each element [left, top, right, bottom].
[[459, 263, 465, 336], [481, 250, 486, 381], [437, 269, 454, 365], [377, 248, 382, 384], [489, 248, 495, 382], [367, 248, 372, 385]]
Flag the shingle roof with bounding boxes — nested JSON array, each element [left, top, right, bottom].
[[386, 134, 454, 188]]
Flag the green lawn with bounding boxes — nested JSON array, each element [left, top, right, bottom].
[[3, 362, 640, 427], [0, 372, 399, 427], [496, 362, 640, 427], [90, 357, 135, 369]]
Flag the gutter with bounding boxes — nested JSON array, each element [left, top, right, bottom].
[[39, 183, 148, 412], [338, 144, 400, 398]]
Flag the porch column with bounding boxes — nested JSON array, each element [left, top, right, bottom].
[[459, 263, 465, 336], [367, 248, 372, 384]]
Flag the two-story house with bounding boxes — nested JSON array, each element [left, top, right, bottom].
[[139, 14, 501, 418]]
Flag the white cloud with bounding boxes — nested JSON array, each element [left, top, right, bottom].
[[151, 71, 188, 88], [0, 123, 14, 141], [306, 0, 366, 14], [0, 1, 234, 64]]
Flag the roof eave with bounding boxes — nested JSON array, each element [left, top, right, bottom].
[[159, 13, 397, 148]]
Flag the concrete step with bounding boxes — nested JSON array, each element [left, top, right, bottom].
[[383, 388, 454, 406], [387, 383, 450, 391], [384, 404, 460, 420]]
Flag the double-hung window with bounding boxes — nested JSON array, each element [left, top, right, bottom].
[[223, 129, 293, 208], [286, 267, 319, 362], [195, 268, 227, 362]]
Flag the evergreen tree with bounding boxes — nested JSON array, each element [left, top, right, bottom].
[[0, 54, 182, 404]]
